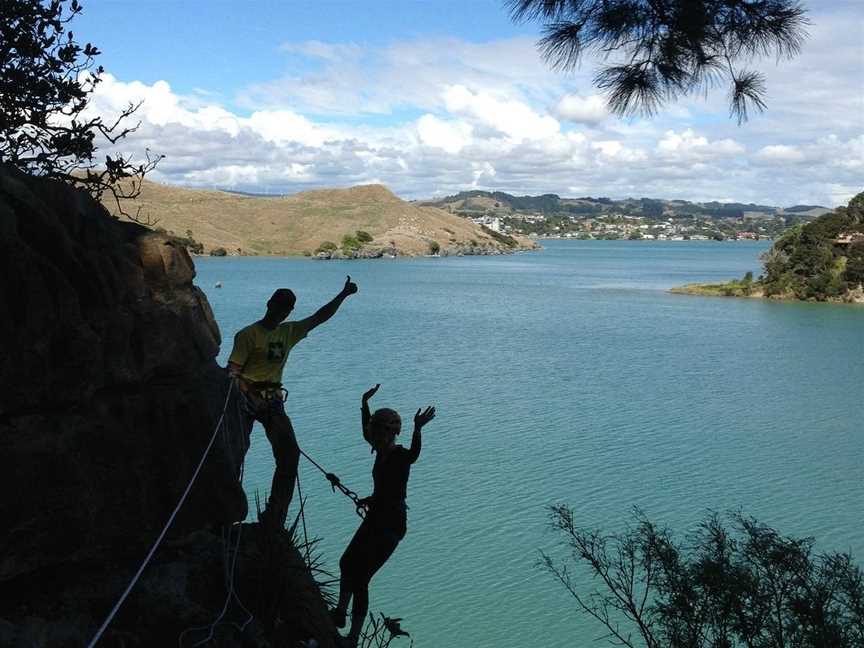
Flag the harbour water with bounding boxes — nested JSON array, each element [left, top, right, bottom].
[[195, 240, 864, 647]]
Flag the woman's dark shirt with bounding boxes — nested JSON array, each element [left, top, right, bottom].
[[368, 444, 418, 536]]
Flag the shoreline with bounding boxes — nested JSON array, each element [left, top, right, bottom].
[[671, 282, 864, 305], [538, 237, 771, 242], [193, 242, 542, 259]]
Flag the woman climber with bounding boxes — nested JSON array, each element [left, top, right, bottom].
[[331, 384, 436, 647]]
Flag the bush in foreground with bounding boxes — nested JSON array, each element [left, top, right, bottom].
[[542, 506, 863, 648]]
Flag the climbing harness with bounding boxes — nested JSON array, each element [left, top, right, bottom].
[[299, 448, 368, 518], [87, 379, 237, 648], [246, 382, 288, 402]]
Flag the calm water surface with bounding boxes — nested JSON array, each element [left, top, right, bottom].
[[195, 241, 863, 647]]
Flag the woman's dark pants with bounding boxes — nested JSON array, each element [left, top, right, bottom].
[[339, 514, 404, 621]]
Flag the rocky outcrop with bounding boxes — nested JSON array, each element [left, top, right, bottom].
[[438, 240, 540, 256], [313, 238, 541, 260], [0, 167, 335, 647]]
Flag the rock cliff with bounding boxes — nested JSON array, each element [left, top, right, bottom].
[[0, 166, 334, 647]]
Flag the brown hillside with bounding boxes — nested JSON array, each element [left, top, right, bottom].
[[106, 180, 535, 256]]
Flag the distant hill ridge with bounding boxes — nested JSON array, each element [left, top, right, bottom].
[[422, 190, 830, 219], [106, 180, 536, 257]]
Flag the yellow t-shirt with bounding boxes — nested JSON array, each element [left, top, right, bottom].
[[228, 321, 309, 385]]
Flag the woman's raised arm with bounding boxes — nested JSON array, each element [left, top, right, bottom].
[[361, 383, 381, 445], [408, 406, 435, 463]]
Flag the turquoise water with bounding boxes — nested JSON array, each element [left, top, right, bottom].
[[195, 241, 864, 647]]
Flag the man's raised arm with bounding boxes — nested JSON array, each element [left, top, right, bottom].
[[301, 275, 358, 332]]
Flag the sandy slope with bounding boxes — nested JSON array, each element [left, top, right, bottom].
[[107, 180, 534, 256]]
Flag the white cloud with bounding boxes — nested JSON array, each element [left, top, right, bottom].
[[755, 145, 806, 163], [591, 140, 647, 162], [555, 94, 608, 125], [83, 6, 863, 208], [443, 85, 560, 142], [246, 110, 334, 147], [278, 40, 363, 63], [471, 161, 496, 187], [416, 114, 472, 154], [657, 129, 745, 160]]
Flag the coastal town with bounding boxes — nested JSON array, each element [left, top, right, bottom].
[[472, 211, 780, 241], [422, 190, 828, 242]]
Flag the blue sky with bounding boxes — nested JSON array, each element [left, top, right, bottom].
[[78, 1, 863, 205], [79, 1, 525, 106]]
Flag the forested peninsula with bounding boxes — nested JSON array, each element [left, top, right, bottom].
[[673, 192, 864, 303]]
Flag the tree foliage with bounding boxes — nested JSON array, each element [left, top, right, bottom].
[[542, 505, 864, 648], [508, 0, 809, 123], [315, 240, 338, 254], [0, 0, 160, 216], [761, 192, 864, 300]]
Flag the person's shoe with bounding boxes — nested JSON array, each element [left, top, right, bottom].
[[330, 607, 346, 629]]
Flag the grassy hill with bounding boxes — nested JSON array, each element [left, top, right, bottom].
[[105, 180, 536, 257]]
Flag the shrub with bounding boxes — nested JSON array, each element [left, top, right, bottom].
[[210, 247, 227, 257], [428, 240, 440, 255], [845, 241, 864, 285], [341, 234, 360, 251], [355, 230, 373, 243], [481, 225, 519, 248], [315, 241, 337, 254], [543, 506, 864, 647]]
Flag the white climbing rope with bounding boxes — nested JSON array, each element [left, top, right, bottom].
[[179, 427, 254, 648], [87, 378, 236, 648]]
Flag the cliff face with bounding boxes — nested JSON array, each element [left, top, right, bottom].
[[0, 167, 334, 647]]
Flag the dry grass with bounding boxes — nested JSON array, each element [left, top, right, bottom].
[[106, 180, 529, 256]]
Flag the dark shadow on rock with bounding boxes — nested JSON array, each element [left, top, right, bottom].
[[0, 166, 333, 646]]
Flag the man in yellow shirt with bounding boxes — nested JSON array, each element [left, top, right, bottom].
[[228, 275, 358, 529]]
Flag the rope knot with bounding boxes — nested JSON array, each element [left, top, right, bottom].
[[325, 472, 341, 492]]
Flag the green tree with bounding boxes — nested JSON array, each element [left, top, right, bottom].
[[315, 240, 337, 254], [1, 0, 160, 215], [760, 193, 864, 299], [845, 242, 864, 286], [341, 234, 361, 251], [356, 230, 373, 243], [542, 506, 864, 648], [508, 0, 809, 122]]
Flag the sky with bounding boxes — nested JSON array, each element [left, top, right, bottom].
[[75, 0, 863, 206]]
